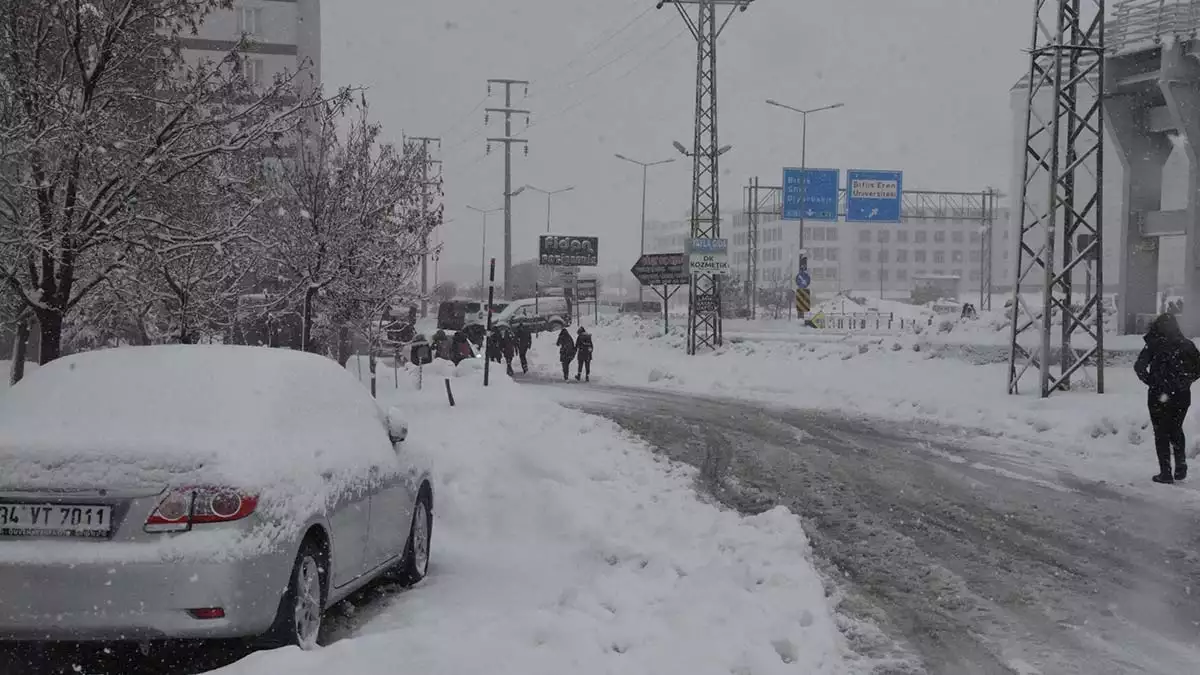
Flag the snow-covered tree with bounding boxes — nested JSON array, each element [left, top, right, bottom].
[[0, 0, 327, 365], [262, 98, 438, 360]]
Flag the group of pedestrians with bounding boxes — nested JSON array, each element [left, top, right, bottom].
[[556, 326, 594, 382], [482, 323, 595, 381]]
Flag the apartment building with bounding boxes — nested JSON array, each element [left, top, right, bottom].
[[178, 0, 322, 94]]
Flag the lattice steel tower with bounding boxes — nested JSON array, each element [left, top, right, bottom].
[[1007, 0, 1106, 397], [660, 0, 753, 354]]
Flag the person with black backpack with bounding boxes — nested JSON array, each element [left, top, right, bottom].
[[556, 327, 575, 382], [1135, 313, 1200, 484], [574, 326, 593, 382]]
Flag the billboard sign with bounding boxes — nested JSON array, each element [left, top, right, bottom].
[[688, 238, 729, 275], [539, 235, 599, 267], [631, 253, 690, 286]]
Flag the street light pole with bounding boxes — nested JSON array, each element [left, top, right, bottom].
[[765, 99, 844, 269], [468, 205, 503, 302], [615, 154, 676, 309], [525, 185, 575, 233]]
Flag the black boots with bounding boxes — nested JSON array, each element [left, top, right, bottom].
[[1153, 473, 1175, 484], [1176, 465, 1188, 481]]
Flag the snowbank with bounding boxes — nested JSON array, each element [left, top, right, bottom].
[[213, 360, 856, 675], [545, 316, 1200, 491]]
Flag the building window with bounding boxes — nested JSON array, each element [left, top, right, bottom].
[[878, 229, 890, 243], [951, 230, 964, 244], [951, 268, 964, 278], [238, 7, 263, 35], [914, 250, 927, 263], [858, 229, 872, 243], [915, 269, 927, 277], [933, 251, 946, 264], [969, 250, 981, 263], [812, 248, 826, 261], [897, 230, 909, 243], [810, 227, 825, 241], [970, 270, 982, 281], [952, 250, 964, 263], [897, 269, 908, 281], [858, 248, 872, 263], [879, 269, 889, 282], [933, 269, 945, 276], [858, 269, 871, 281], [878, 249, 889, 263], [934, 230, 946, 243], [896, 249, 908, 263], [915, 230, 927, 243], [970, 231, 981, 244], [826, 247, 839, 261], [241, 57, 265, 86], [826, 227, 839, 241]]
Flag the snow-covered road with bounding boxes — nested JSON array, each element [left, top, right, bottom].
[[540, 380, 1200, 675]]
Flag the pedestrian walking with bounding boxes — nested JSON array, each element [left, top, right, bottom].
[[1134, 313, 1200, 484], [574, 326, 593, 382], [487, 326, 503, 364], [515, 324, 533, 374], [500, 327, 516, 376], [556, 327, 575, 382]]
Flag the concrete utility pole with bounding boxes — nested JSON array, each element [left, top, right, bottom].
[[661, 0, 755, 355], [485, 79, 530, 300], [407, 135, 442, 317], [616, 154, 676, 309]]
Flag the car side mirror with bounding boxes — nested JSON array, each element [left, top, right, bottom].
[[386, 407, 408, 444]]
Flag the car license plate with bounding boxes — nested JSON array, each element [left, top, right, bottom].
[[0, 503, 113, 538]]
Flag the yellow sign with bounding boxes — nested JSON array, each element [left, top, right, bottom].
[[795, 289, 811, 314]]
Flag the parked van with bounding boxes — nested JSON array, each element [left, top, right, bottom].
[[492, 296, 572, 334]]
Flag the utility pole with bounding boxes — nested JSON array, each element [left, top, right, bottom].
[[662, 0, 754, 355], [407, 135, 442, 317], [485, 79, 530, 300]]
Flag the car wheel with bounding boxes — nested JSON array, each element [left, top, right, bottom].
[[397, 490, 433, 587], [264, 536, 327, 650]]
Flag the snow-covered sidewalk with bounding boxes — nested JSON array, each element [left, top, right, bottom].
[[211, 359, 861, 675], [531, 317, 1200, 492]]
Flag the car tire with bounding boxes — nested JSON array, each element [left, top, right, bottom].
[[263, 535, 328, 650], [397, 489, 433, 587]]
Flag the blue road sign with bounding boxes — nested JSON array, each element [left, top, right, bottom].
[[782, 168, 838, 221], [845, 170, 903, 223], [795, 270, 811, 289]]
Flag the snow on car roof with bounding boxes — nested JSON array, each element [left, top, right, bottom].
[[0, 345, 395, 522]]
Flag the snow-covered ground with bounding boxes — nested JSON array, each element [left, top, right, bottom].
[[210, 358, 866, 675], [531, 317, 1200, 498]]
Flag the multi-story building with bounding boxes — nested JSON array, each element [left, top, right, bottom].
[[728, 203, 1009, 300], [178, 0, 322, 95]]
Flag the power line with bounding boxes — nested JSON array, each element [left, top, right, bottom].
[[437, 95, 488, 139], [532, 0, 652, 89]]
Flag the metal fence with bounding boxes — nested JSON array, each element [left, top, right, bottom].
[[1111, 0, 1200, 52], [817, 312, 934, 332]]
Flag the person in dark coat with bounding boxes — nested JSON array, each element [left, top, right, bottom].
[[450, 331, 473, 365], [514, 324, 533, 374], [556, 327, 575, 382], [486, 326, 503, 364], [574, 326, 594, 382], [500, 327, 516, 376], [1134, 313, 1200, 483]]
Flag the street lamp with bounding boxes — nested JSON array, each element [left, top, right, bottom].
[[765, 98, 844, 257], [467, 205, 503, 301], [524, 184, 575, 233], [615, 154, 676, 308]]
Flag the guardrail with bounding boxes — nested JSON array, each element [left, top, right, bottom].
[[1111, 0, 1200, 52], [817, 312, 935, 331]]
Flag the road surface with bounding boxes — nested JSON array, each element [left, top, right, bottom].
[[536, 379, 1200, 675]]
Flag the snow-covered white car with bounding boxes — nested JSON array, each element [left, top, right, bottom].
[[0, 345, 433, 650]]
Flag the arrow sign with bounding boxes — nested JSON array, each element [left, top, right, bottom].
[[631, 253, 690, 286], [795, 270, 811, 289]]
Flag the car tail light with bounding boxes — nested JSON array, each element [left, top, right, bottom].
[[187, 607, 226, 620], [145, 487, 258, 533]]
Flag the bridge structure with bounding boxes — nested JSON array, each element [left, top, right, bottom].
[[1108, 0, 1200, 337]]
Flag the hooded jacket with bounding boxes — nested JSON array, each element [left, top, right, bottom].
[[1135, 314, 1200, 396]]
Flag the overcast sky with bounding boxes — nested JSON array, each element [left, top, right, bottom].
[[322, 0, 1030, 285]]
